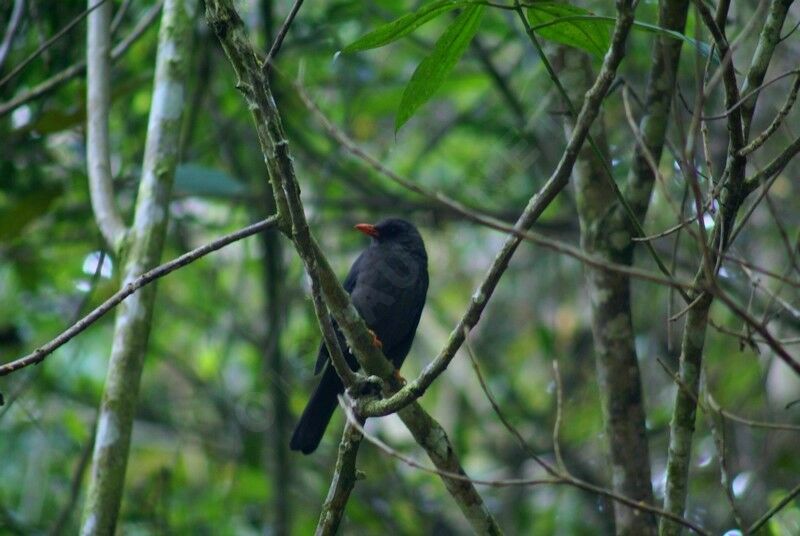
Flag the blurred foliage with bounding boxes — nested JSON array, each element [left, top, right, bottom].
[[1, 0, 799, 534]]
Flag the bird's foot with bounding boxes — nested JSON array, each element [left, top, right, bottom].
[[347, 374, 384, 399], [368, 329, 383, 349], [392, 369, 407, 387]]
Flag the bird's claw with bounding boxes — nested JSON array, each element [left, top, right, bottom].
[[347, 374, 384, 399], [392, 369, 407, 386], [368, 329, 383, 349]]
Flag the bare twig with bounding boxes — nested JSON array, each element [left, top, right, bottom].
[[315, 410, 364, 536], [205, 2, 502, 531], [739, 71, 800, 156], [462, 328, 557, 475], [748, 480, 800, 533], [0, 1, 163, 118], [0, 216, 281, 376], [551, 361, 566, 472], [701, 68, 800, 121], [457, 332, 709, 534], [109, 0, 132, 35], [0, 0, 110, 89], [262, 0, 304, 74], [309, 274, 357, 389], [49, 420, 97, 536], [0, 0, 25, 70], [657, 358, 800, 433], [701, 386, 746, 531]]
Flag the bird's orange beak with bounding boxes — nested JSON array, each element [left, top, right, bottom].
[[354, 223, 379, 238]]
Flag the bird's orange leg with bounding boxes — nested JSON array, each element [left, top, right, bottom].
[[368, 329, 383, 349], [392, 369, 407, 386], [367, 329, 405, 385]]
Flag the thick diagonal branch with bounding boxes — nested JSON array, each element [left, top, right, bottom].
[[204, 1, 501, 532], [361, 0, 639, 418]]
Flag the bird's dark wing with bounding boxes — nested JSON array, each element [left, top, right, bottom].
[[313, 252, 366, 375], [349, 245, 428, 364]]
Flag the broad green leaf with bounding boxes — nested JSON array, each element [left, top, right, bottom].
[[528, 2, 610, 58], [527, 3, 714, 61], [174, 164, 246, 198], [0, 186, 63, 243], [395, 5, 485, 131], [342, 0, 467, 53]]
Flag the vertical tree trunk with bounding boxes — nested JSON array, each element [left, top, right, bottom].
[[558, 1, 690, 533], [661, 2, 793, 533], [561, 51, 656, 535], [80, 1, 195, 533], [260, 227, 291, 535], [257, 2, 291, 530]]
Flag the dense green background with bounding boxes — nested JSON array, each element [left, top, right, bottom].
[[1, 1, 799, 534]]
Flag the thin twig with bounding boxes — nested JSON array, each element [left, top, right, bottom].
[[49, 419, 97, 536], [0, 0, 25, 70], [315, 407, 364, 536], [0, 216, 281, 376], [0, 0, 111, 89], [309, 274, 357, 388], [657, 358, 800, 432], [551, 361, 566, 472], [739, 70, 800, 156], [748, 480, 800, 533], [288, 77, 695, 294], [458, 331, 708, 534], [701, 380, 746, 531], [0, 0, 163, 118], [343, 402, 559, 487], [701, 68, 800, 121], [262, 0, 304, 74]]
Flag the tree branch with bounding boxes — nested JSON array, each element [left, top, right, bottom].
[[360, 0, 640, 418], [0, 216, 280, 376], [0, 0, 110, 89], [0, 0, 25, 70], [314, 413, 364, 535], [79, 3, 194, 530], [662, 2, 796, 532], [86, 0, 127, 249], [0, 1, 163, 118], [204, 1, 502, 532]]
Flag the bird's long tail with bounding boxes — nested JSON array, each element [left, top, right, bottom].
[[289, 365, 343, 454]]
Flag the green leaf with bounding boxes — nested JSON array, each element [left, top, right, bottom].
[[342, 0, 468, 53], [174, 164, 246, 198], [527, 2, 610, 58], [630, 20, 717, 63], [526, 3, 715, 61], [395, 5, 485, 131], [0, 186, 63, 243]]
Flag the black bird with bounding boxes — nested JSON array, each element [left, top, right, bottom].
[[290, 218, 429, 454]]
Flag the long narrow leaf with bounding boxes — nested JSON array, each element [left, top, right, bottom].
[[342, 0, 468, 53], [526, 3, 714, 61], [395, 5, 485, 131], [527, 2, 610, 58]]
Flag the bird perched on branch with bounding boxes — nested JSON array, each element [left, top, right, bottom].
[[290, 218, 429, 454]]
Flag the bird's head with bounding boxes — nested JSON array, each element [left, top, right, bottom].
[[355, 218, 427, 258]]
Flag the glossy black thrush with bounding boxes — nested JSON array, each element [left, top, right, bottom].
[[290, 218, 429, 454]]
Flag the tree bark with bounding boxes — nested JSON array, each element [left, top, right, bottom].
[[560, 1, 690, 533], [80, 1, 195, 533]]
